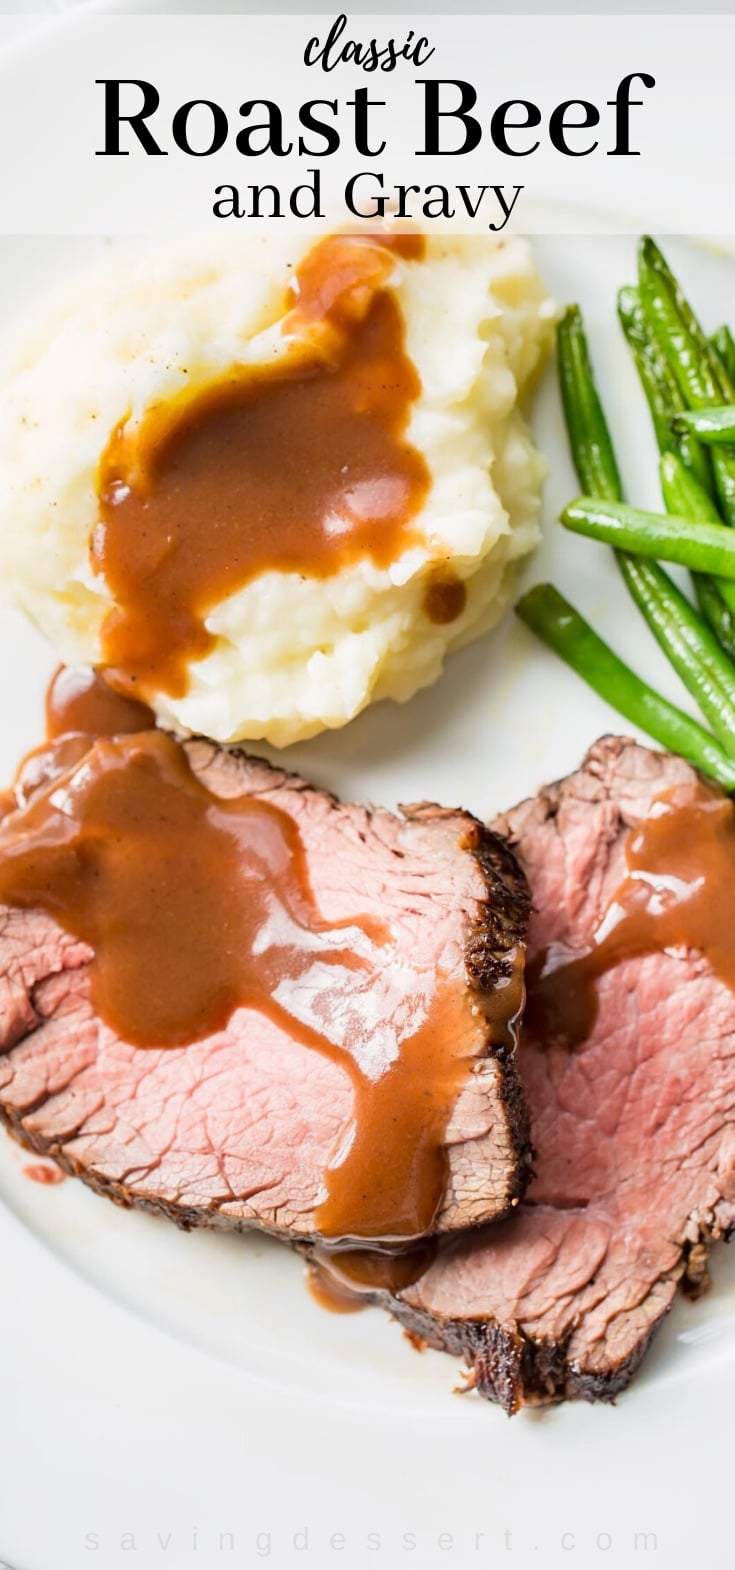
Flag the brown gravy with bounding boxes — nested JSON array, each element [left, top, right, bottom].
[[94, 232, 429, 699], [526, 781, 735, 1050], [423, 573, 467, 626], [45, 664, 155, 739], [0, 665, 485, 1244], [307, 1239, 437, 1314], [0, 668, 156, 826], [23, 1163, 66, 1186]]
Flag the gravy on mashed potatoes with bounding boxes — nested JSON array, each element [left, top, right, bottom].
[[0, 229, 554, 745], [96, 232, 429, 698]]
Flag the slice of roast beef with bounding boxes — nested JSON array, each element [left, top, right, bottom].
[[365, 736, 735, 1409], [0, 739, 531, 1241]]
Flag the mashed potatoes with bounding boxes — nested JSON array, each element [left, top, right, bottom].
[[0, 231, 554, 746]]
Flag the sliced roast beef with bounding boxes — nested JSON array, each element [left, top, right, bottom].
[[0, 740, 531, 1241], [368, 737, 735, 1409]]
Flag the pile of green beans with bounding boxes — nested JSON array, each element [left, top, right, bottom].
[[517, 239, 735, 788]]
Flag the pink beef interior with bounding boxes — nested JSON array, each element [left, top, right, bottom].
[[0, 741, 530, 1242], [380, 737, 735, 1409]]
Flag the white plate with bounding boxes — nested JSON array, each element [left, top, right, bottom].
[[1, 22, 735, 1570]]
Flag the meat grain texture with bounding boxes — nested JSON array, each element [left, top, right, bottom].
[[374, 738, 735, 1409], [0, 741, 531, 1242]]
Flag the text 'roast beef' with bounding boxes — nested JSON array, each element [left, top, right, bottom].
[[373, 737, 735, 1409], [0, 741, 531, 1242]]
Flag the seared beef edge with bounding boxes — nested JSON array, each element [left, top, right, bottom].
[[0, 761, 534, 1236]]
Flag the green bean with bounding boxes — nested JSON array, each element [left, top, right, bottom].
[[659, 450, 735, 620], [619, 555, 735, 750], [672, 407, 735, 444], [711, 326, 735, 386], [562, 497, 735, 579], [541, 254, 735, 775], [694, 577, 735, 663], [638, 237, 735, 525], [558, 304, 735, 747], [613, 293, 735, 681], [660, 449, 728, 527], [639, 238, 735, 402], [617, 286, 711, 492], [638, 243, 722, 407], [516, 585, 735, 789], [660, 448, 735, 664], [617, 287, 672, 453], [557, 305, 622, 501]]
